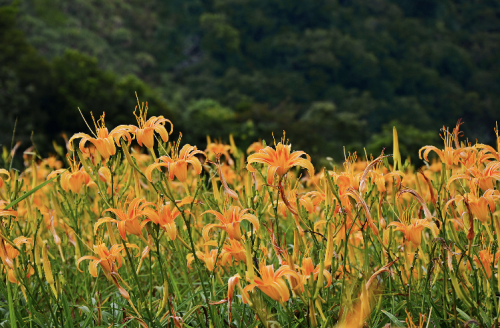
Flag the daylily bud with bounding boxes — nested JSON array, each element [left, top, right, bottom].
[[245, 239, 255, 284], [211, 178, 222, 207], [393, 126, 402, 171], [379, 217, 386, 229], [324, 223, 334, 267], [293, 229, 300, 264], [42, 241, 57, 298], [314, 251, 325, 300]]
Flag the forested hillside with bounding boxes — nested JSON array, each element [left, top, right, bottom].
[[1, 0, 500, 164]]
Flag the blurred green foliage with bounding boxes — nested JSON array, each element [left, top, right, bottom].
[[1, 0, 500, 165]]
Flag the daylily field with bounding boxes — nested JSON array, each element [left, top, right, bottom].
[[0, 102, 498, 327]]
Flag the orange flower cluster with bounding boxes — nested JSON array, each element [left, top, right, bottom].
[[3, 103, 500, 327]]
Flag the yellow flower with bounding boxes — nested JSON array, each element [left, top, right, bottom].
[[247, 141, 314, 185]]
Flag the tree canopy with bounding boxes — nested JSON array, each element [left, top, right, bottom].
[[1, 0, 500, 164]]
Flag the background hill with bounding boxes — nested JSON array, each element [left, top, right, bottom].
[[1, 0, 500, 165]]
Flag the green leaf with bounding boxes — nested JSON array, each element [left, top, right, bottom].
[[456, 307, 471, 321], [4, 169, 66, 209], [61, 294, 75, 328], [381, 310, 405, 327]]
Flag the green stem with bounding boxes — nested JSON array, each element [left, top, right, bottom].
[[6, 276, 17, 328]]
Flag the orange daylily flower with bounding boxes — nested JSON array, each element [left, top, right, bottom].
[[210, 273, 246, 325], [473, 249, 500, 279], [448, 161, 500, 191], [270, 181, 316, 218], [446, 189, 499, 224], [117, 100, 173, 149], [0, 199, 17, 218], [43, 155, 63, 170], [202, 206, 259, 241], [94, 198, 155, 240], [0, 169, 10, 188], [0, 236, 32, 271], [46, 155, 91, 194], [145, 135, 205, 182], [246, 141, 314, 185], [187, 246, 224, 271], [68, 112, 131, 160], [246, 140, 264, 154], [211, 273, 242, 305], [419, 125, 463, 170], [388, 205, 432, 248], [1, 237, 34, 284], [244, 262, 300, 303], [297, 257, 332, 292], [76, 243, 139, 277], [206, 139, 232, 162], [220, 239, 247, 264], [142, 202, 183, 241]]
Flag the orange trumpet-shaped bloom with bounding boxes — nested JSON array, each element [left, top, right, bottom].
[[297, 257, 332, 292], [0, 236, 32, 269], [388, 207, 432, 248], [94, 198, 154, 240], [246, 140, 264, 154], [246, 141, 314, 185], [473, 249, 500, 279], [467, 190, 498, 223], [211, 273, 242, 305], [244, 263, 300, 303], [46, 155, 91, 194], [0, 169, 10, 188], [76, 243, 139, 277], [68, 112, 131, 160], [0, 236, 33, 284], [206, 139, 232, 162], [0, 200, 17, 218], [270, 181, 316, 218], [446, 189, 499, 224], [117, 100, 173, 149], [220, 239, 247, 264], [448, 161, 500, 191], [145, 136, 205, 182], [202, 206, 259, 241], [419, 126, 463, 169], [142, 203, 183, 241], [187, 247, 224, 271]]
